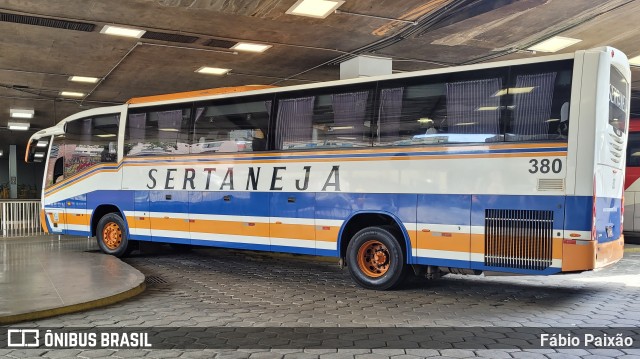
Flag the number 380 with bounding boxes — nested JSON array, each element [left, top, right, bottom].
[[529, 159, 562, 174]]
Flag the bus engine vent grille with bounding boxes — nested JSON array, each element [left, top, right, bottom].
[[485, 209, 554, 271], [537, 179, 564, 191]]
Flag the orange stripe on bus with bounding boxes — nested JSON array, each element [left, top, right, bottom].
[[64, 213, 90, 226], [127, 85, 277, 105], [40, 209, 49, 234]]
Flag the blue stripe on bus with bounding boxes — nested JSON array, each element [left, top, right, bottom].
[[418, 194, 470, 226], [191, 238, 270, 252], [415, 257, 470, 268], [564, 196, 593, 231], [270, 245, 316, 255], [470, 194, 567, 229], [471, 263, 562, 275], [58, 190, 596, 232], [66, 229, 90, 237]]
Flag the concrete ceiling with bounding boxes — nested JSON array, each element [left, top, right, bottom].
[[1, 0, 639, 156]]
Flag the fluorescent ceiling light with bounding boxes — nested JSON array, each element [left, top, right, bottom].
[[59, 91, 85, 97], [417, 118, 433, 124], [7, 122, 30, 131], [546, 118, 560, 122], [286, 0, 345, 19], [493, 87, 535, 96], [195, 66, 231, 75], [629, 55, 640, 66], [10, 108, 34, 119], [231, 42, 272, 53], [0, 150, 3, 156], [69, 76, 100, 83], [158, 128, 180, 132], [454, 122, 477, 126], [96, 134, 117, 138], [34, 152, 45, 158], [36, 140, 49, 147], [528, 36, 581, 53], [100, 25, 146, 38], [330, 126, 354, 130], [476, 106, 499, 111]]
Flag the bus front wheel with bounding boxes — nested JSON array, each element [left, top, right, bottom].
[[96, 213, 133, 257], [346, 226, 407, 290]]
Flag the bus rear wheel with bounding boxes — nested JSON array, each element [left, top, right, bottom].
[[96, 213, 133, 257], [346, 226, 407, 290]]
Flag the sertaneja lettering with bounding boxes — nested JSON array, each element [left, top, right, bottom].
[[145, 165, 341, 192]]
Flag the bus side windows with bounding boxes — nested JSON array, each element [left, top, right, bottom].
[[275, 88, 374, 150]]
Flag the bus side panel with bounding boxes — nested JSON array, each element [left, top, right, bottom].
[[189, 191, 271, 251], [129, 190, 151, 241], [563, 195, 595, 271], [149, 190, 190, 244], [64, 193, 89, 237], [469, 194, 565, 275], [415, 194, 471, 269], [270, 192, 316, 255]]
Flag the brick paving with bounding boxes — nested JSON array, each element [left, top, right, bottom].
[[3, 239, 640, 358]]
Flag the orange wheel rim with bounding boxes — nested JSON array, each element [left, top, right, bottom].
[[102, 222, 122, 250], [357, 240, 390, 278]]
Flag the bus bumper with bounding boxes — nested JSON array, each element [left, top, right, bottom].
[[561, 236, 624, 272]]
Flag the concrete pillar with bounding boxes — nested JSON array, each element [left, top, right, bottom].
[[340, 56, 392, 80], [9, 145, 17, 199]]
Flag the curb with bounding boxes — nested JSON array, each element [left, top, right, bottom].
[[0, 283, 146, 325]]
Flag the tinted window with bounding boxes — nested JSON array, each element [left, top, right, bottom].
[[609, 65, 628, 134], [63, 114, 120, 179], [376, 69, 507, 146], [503, 60, 573, 141], [192, 96, 272, 153], [125, 106, 191, 156], [275, 86, 375, 150]]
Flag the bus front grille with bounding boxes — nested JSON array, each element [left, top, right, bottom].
[[484, 209, 554, 271]]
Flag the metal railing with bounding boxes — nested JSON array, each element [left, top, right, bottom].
[[1, 200, 44, 237]]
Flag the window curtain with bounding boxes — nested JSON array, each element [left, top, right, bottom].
[[377, 87, 404, 143], [275, 97, 314, 149], [511, 72, 557, 137], [446, 78, 502, 134], [332, 91, 369, 137], [127, 113, 147, 142], [157, 110, 184, 140]]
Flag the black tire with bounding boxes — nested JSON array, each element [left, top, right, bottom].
[[96, 213, 132, 257], [346, 226, 407, 290]]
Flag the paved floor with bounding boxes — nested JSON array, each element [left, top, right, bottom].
[[2, 238, 640, 358], [0, 237, 144, 323]]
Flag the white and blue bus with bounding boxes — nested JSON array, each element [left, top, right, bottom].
[[26, 46, 630, 290]]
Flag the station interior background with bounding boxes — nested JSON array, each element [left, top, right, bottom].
[[1, 0, 640, 198]]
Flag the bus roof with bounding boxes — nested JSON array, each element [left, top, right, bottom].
[[127, 85, 277, 104]]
